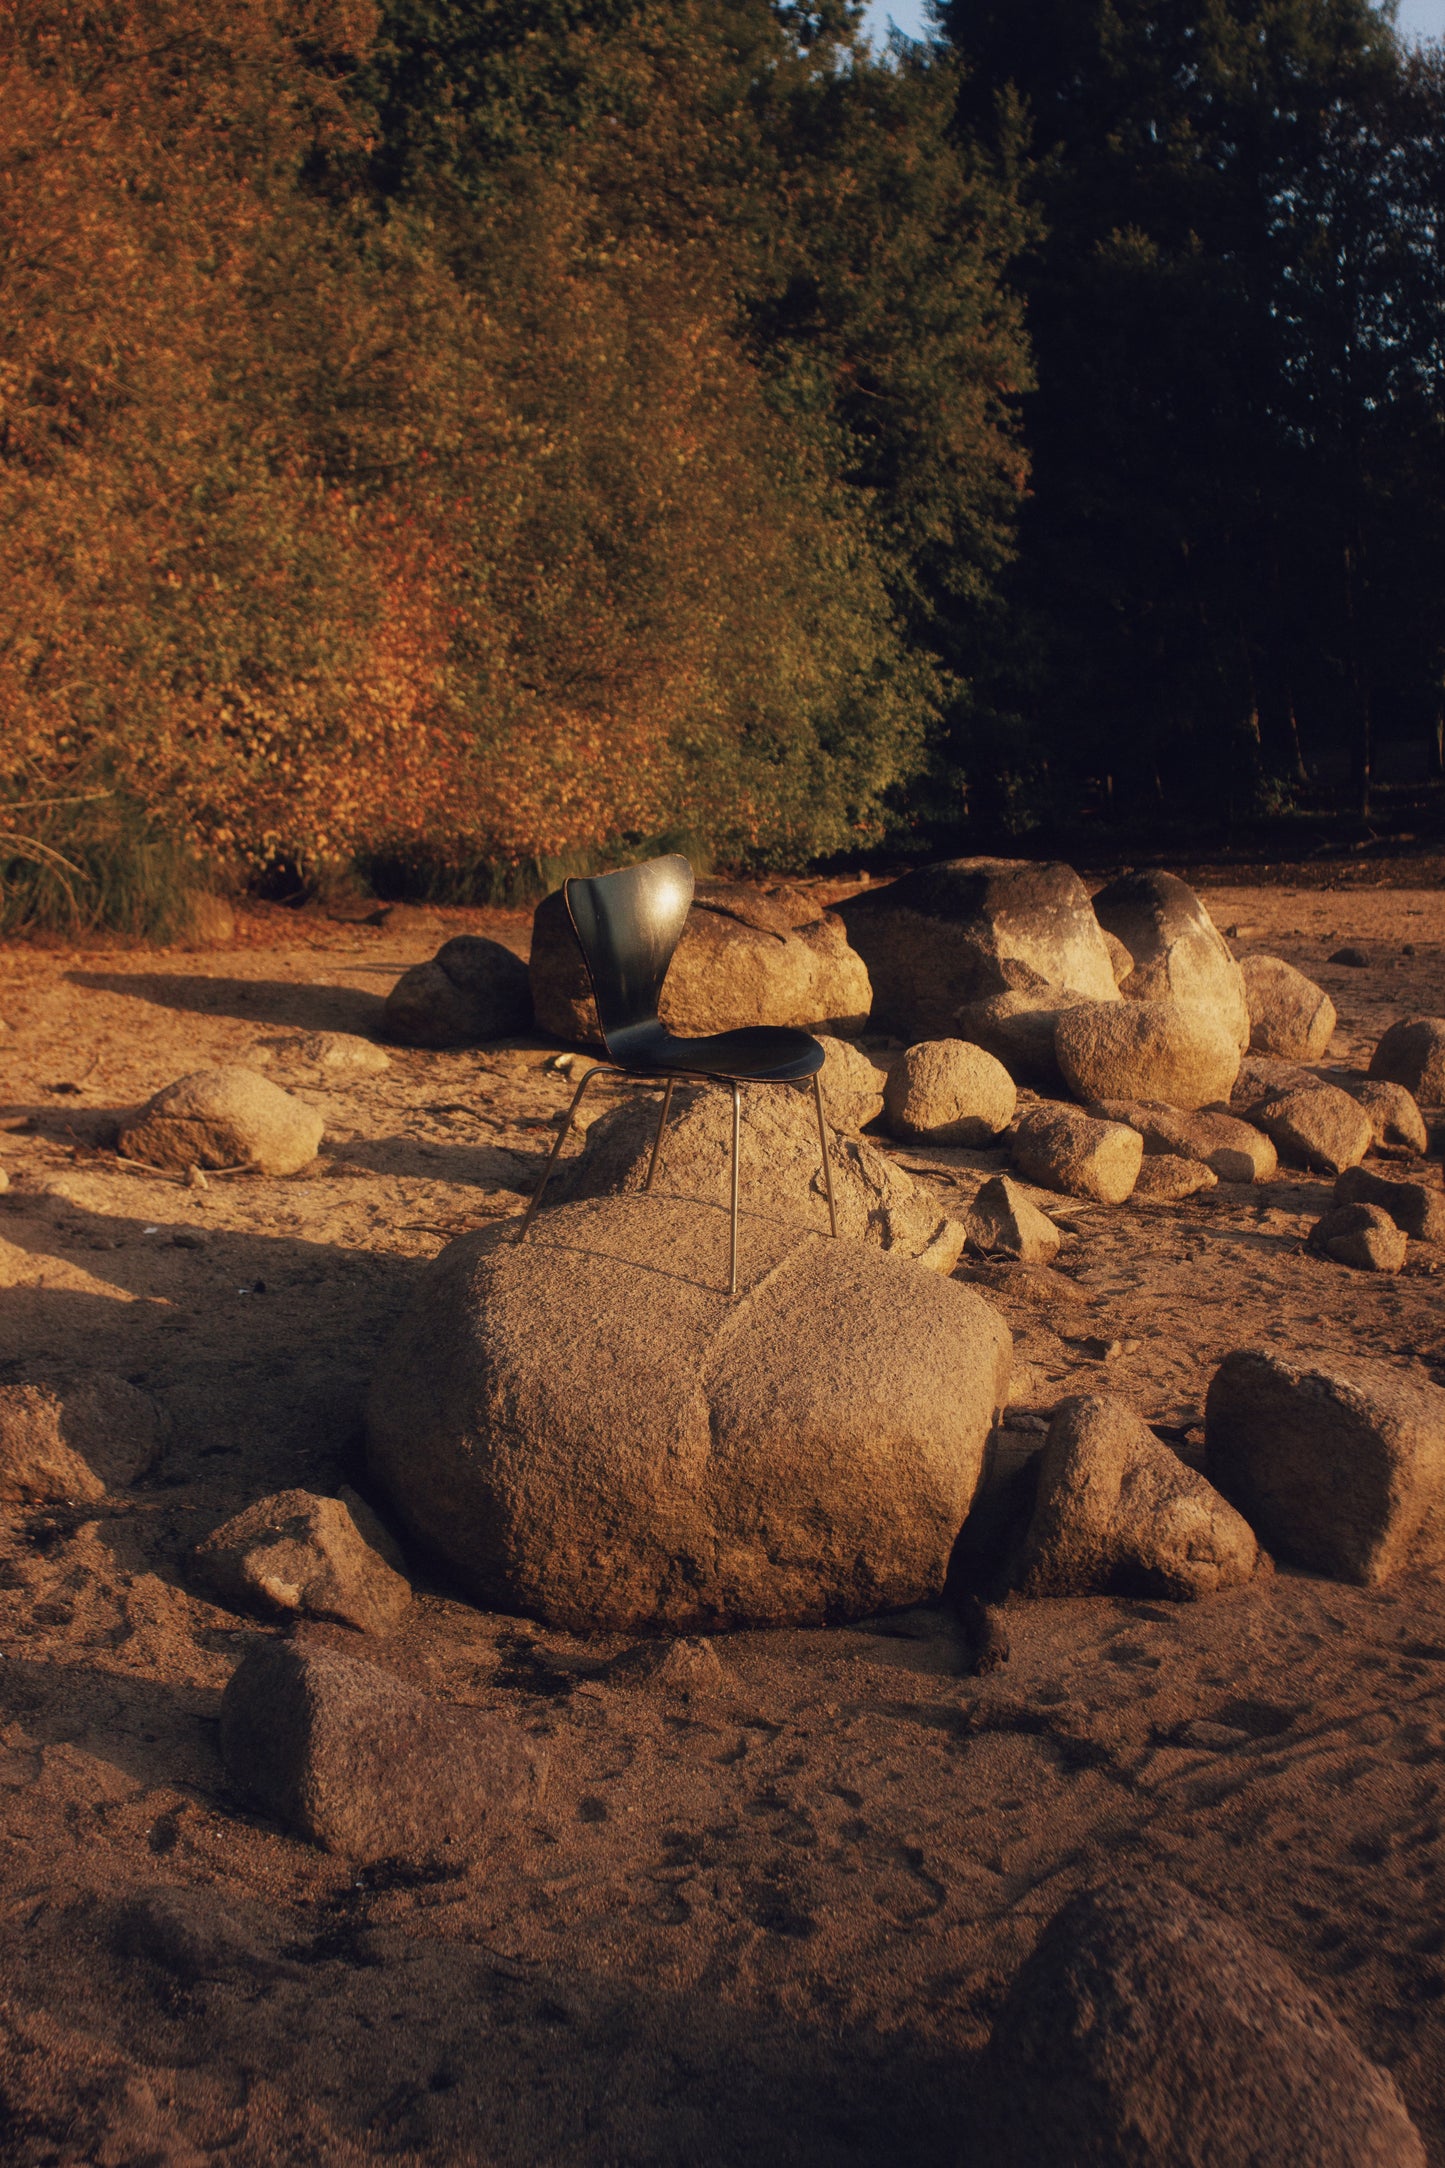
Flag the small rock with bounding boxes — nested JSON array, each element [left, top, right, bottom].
[[193, 1491, 412, 1635], [219, 1638, 546, 1862], [1206, 1348, 1445, 1583], [1130, 1153, 1218, 1201], [113, 1886, 285, 1984], [883, 1039, 1016, 1145], [119, 1067, 323, 1177], [951, 992, 1078, 1092], [1255, 1082, 1373, 1173], [974, 1879, 1427, 2168], [814, 1035, 888, 1132], [1334, 1163, 1445, 1242], [605, 1637, 731, 1697], [1369, 1015, 1445, 1104], [174, 891, 235, 948], [1309, 1201, 1407, 1273], [1055, 999, 1241, 1110], [1177, 1717, 1251, 1750], [1012, 1105, 1143, 1203], [1329, 944, 1369, 967], [1342, 1077, 1429, 1154], [0, 1379, 161, 1503], [963, 1175, 1060, 1263], [1091, 1100, 1277, 1183], [384, 935, 533, 1049], [1017, 1393, 1257, 1599], [1241, 954, 1337, 1061], [286, 1032, 392, 1075]]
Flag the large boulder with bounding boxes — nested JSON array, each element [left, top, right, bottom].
[[1334, 1163, 1445, 1243], [815, 1035, 889, 1133], [529, 882, 870, 1045], [1055, 999, 1240, 1110], [193, 1490, 411, 1635], [836, 857, 1118, 1043], [1254, 1082, 1373, 1174], [1369, 1016, 1445, 1105], [1090, 1100, 1277, 1184], [1012, 1105, 1143, 1203], [1308, 1202, 1407, 1273], [550, 1081, 965, 1272], [1017, 1395, 1257, 1600], [882, 1039, 1016, 1145], [1091, 869, 1250, 1049], [383, 935, 532, 1048], [974, 1879, 1426, 2168], [219, 1638, 545, 1862], [119, 1066, 322, 1176], [1343, 1078, 1429, 1155], [366, 1195, 1012, 1632], [949, 992, 1079, 1093], [1240, 954, 1337, 1062], [1206, 1349, 1445, 1584]]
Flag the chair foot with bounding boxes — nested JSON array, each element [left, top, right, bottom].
[[644, 1077, 675, 1193], [729, 1081, 741, 1299], [812, 1071, 838, 1239], [516, 1066, 608, 1242]]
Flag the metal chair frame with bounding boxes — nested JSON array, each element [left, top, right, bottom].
[[516, 856, 838, 1297]]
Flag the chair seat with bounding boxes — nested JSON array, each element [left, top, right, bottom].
[[608, 1020, 825, 1083]]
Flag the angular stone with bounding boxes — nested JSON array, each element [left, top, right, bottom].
[[963, 1175, 1061, 1264], [530, 883, 870, 1045], [1206, 1348, 1445, 1583], [119, 1066, 323, 1176], [1091, 1100, 1277, 1183], [1092, 869, 1250, 1049], [1335, 1163, 1445, 1242], [814, 1035, 888, 1132], [0, 1378, 161, 1503], [1255, 1082, 1372, 1173], [284, 1031, 392, 1074], [1055, 999, 1241, 1110], [193, 1490, 411, 1635], [1017, 1394, 1257, 1599], [1130, 1152, 1218, 1201], [837, 857, 1118, 1042], [1011, 1105, 1142, 1204], [1343, 1077, 1430, 1154], [383, 935, 532, 1048], [366, 1195, 1011, 1632], [883, 1039, 1016, 1145], [1240, 954, 1337, 1061], [551, 1080, 964, 1272], [1369, 1016, 1445, 1104], [1309, 1201, 1407, 1273], [219, 1638, 546, 1862], [975, 1879, 1426, 2168]]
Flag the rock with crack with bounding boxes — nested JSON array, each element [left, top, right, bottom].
[[383, 935, 532, 1048], [366, 1195, 1011, 1631], [1206, 1348, 1445, 1583], [193, 1490, 412, 1635], [1016, 1394, 1257, 1599], [973, 1878, 1426, 2168], [836, 857, 1118, 1043], [1342, 1076, 1429, 1154], [529, 881, 870, 1044], [221, 1637, 545, 1861], [1090, 1099, 1277, 1183], [1334, 1163, 1445, 1242], [119, 1066, 323, 1176], [1308, 1201, 1407, 1273], [1369, 1015, 1445, 1105], [1091, 869, 1250, 1049], [1055, 999, 1241, 1110], [549, 1081, 965, 1271], [1255, 1081, 1373, 1173], [883, 1038, 1016, 1145], [814, 1034, 888, 1132], [1240, 954, 1337, 1062], [963, 1175, 1060, 1263], [0, 1378, 161, 1503], [1011, 1104, 1143, 1203]]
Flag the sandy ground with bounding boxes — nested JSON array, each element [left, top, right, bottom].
[[0, 880, 1442, 2164]]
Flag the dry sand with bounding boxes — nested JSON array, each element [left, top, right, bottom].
[[0, 881, 1442, 2164]]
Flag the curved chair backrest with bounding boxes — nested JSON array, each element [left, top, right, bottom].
[[564, 854, 694, 1058]]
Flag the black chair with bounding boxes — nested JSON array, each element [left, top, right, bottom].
[[517, 854, 837, 1296]]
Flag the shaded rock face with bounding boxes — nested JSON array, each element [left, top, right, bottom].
[[1370, 1015, 1445, 1104], [1240, 953, 1337, 1062], [814, 1035, 888, 1132], [1335, 1164, 1445, 1243], [1012, 1104, 1143, 1203], [219, 1638, 545, 1863], [119, 1066, 322, 1176], [950, 992, 1078, 1093], [529, 883, 870, 1045], [1055, 999, 1241, 1111], [1206, 1349, 1445, 1584], [383, 935, 532, 1048], [836, 857, 1118, 1043], [0, 1378, 161, 1503], [882, 1039, 1016, 1145], [193, 1490, 411, 1635], [963, 1175, 1060, 1264], [1092, 869, 1250, 1049], [1255, 1082, 1373, 1174], [974, 1878, 1426, 2168], [1310, 1201, 1407, 1273], [1090, 1100, 1277, 1184], [550, 1081, 965, 1273], [366, 1196, 1012, 1632], [1344, 1077, 1429, 1155], [1018, 1394, 1257, 1599]]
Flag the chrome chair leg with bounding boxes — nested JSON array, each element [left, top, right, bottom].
[[728, 1081, 742, 1300], [644, 1077, 675, 1193], [812, 1072, 838, 1239], [516, 1065, 610, 1242]]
